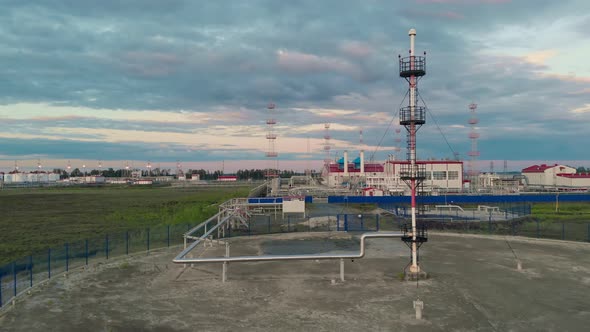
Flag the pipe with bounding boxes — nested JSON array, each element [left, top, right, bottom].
[[173, 232, 403, 264], [360, 150, 365, 175], [344, 150, 349, 176]]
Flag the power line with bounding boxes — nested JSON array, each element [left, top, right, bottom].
[[418, 93, 457, 157], [369, 90, 409, 161]]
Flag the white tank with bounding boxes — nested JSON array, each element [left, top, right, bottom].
[[13, 173, 25, 183], [39, 173, 49, 182]]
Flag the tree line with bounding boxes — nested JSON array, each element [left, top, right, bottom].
[[51, 168, 309, 180]]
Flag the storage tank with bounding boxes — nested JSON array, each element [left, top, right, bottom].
[[13, 172, 25, 183]]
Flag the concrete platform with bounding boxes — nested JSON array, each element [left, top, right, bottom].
[[1, 232, 589, 331]]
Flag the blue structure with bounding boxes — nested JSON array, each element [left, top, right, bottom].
[[328, 194, 590, 204]]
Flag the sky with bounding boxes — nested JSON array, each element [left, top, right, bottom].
[[1, 0, 589, 172]]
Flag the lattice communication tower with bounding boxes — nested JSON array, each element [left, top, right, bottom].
[[265, 102, 278, 178], [467, 103, 480, 184]]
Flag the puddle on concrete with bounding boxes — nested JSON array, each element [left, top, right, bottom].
[[261, 238, 359, 255]]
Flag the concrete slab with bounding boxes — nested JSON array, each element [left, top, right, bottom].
[[1, 232, 589, 331]]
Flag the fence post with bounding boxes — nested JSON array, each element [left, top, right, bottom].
[[85, 239, 89, 265], [147, 228, 151, 252], [337, 215, 340, 231], [65, 243, 69, 272], [248, 220, 251, 236], [126, 231, 129, 255], [376, 214, 380, 231], [29, 255, 33, 288], [105, 235, 109, 260], [561, 223, 565, 240], [268, 215, 271, 234], [48, 248, 51, 279], [167, 225, 170, 247], [13, 261, 17, 298], [0, 272, 3, 307], [344, 214, 348, 232], [587, 224, 590, 243]]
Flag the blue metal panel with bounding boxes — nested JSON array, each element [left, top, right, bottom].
[[247, 197, 284, 204], [328, 194, 590, 204]]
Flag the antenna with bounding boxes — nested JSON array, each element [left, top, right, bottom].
[[265, 102, 278, 179], [359, 128, 363, 146], [398, 28, 428, 279], [467, 103, 480, 189], [323, 123, 332, 166]]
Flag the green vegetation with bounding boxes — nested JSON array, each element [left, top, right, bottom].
[[0, 185, 251, 265], [531, 202, 590, 223]]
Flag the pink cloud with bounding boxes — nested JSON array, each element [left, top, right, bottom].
[[276, 50, 362, 78], [436, 10, 464, 19], [403, 8, 464, 20], [539, 73, 590, 84], [339, 41, 374, 58]]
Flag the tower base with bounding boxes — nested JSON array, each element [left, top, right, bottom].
[[403, 268, 428, 281]]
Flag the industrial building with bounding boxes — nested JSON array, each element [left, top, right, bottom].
[[522, 164, 590, 189], [322, 151, 464, 195], [1, 171, 60, 183]]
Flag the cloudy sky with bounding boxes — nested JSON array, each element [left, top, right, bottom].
[[1, 0, 589, 172]]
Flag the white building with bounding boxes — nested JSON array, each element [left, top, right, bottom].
[[323, 152, 464, 194], [522, 164, 590, 189], [477, 173, 522, 193], [68, 176, 106, 184], [2, 172, 60, 183]]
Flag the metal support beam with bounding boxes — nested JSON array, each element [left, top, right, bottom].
[[222, 242, 230, 283], [174, 232, 403, 264]]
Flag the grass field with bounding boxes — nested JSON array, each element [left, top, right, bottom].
[[0, 185, 252, 265], [531, 202, 590, 223]]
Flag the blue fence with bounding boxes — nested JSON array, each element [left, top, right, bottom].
[[328, 193, 590, 204], [0, 223, 196, 309]]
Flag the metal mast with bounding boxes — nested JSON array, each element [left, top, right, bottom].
[[394, 127, 402, 160], [467, 103, 480, 190], [399, 28, 428, 278], [323, 123, 332, 166], [265, 102, 278, 179]]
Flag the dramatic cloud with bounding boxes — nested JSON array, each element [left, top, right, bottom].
[[0, 0, 589, 171]]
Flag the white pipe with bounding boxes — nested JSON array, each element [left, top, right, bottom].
[[360, 150, 365, 175], [173, 232, 403, 264], [344, 150, 349, 176]]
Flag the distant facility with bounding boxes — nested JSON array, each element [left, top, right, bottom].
[[322, 151, 463, 195], [1, 171, 60, 183], [217, 175, 238, 182], [522, 164, 590, 189]]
